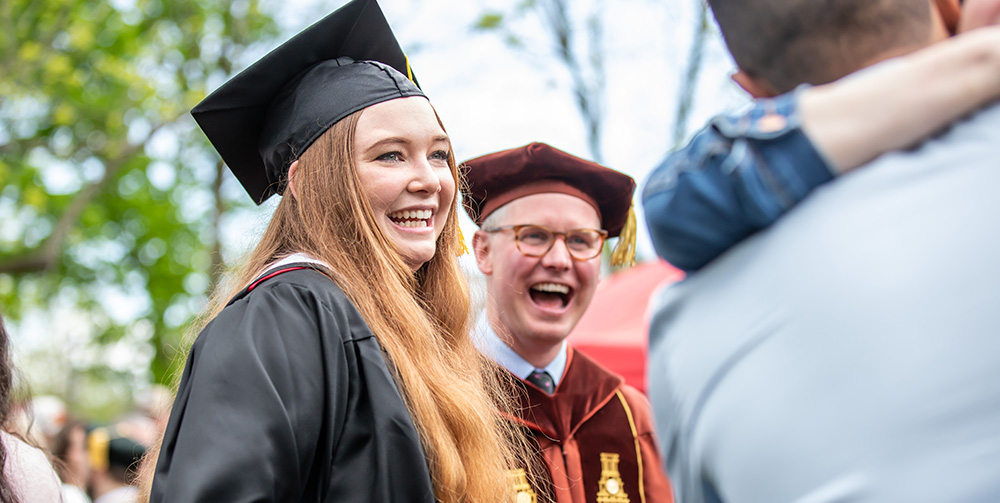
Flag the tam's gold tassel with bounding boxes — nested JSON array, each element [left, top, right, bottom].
[[88, 428, 110, 472], [456, 224, 469, 256], [610, 204, 637, 269]]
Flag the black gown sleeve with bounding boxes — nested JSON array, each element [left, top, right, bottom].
[[151, 280, 350, 502]]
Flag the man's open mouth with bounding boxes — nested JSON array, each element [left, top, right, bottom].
[[529, 282, 571, 309]]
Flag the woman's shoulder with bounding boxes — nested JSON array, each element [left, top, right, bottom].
[[1, 431, 64, 503], [232, 264, 355, 313], [184, 264, 373, 380], [205, 264, 371, 345]]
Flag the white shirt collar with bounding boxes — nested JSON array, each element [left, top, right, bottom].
[[269, 252, 330, 270], [472, 310, 568, 386]]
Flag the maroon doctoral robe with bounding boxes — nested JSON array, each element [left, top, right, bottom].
[[503, 347, 674, 503]]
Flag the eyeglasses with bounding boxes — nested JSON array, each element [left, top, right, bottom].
[[483, 224, 608, 260]]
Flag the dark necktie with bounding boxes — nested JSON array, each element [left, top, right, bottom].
[[526, 370, 555, 395]]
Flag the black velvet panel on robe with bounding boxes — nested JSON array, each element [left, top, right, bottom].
[[151, 265, 435, 503]]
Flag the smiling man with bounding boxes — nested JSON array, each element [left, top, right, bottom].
[[462, 142, 673, 503]]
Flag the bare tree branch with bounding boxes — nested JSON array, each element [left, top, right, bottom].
[[671, 0, 711, 150], [208, 158, 226, 296], [539, 0, 606, 163], [584, 4, 605, 162]]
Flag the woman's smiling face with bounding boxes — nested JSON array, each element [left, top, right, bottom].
[[353, 96, 455, 271]]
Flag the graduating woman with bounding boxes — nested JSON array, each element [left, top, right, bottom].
[[143, 1, 523, 501]]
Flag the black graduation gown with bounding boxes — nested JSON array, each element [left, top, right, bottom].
[[151, 264, 435, 503]]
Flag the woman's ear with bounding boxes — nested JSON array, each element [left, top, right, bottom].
[[934, 0, 962, 34], [287, 160, 300, 200], [731, 70, 780, 98]]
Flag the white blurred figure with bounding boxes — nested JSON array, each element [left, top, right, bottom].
[[0, 311, 63, 502]]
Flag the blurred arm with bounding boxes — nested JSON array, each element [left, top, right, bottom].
[[642, 26, 1000, 273], [642, 89, 833, 272], [803, 25, 1000, 173]]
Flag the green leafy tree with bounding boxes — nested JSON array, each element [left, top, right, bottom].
[[0, 0, 277, 419]]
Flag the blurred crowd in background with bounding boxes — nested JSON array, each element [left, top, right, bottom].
[[15, 386, 170, 503]]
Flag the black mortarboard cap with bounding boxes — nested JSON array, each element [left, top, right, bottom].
[[191, 0, 424, 204], [87, 427, 147, 472], [108, 436, 146, 470]]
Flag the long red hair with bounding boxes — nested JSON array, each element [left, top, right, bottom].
[[139, 107, 526, 502]]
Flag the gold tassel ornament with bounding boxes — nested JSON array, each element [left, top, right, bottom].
[[610, 204, 637, 269]]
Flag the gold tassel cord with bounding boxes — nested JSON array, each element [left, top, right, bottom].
[[615, 390, 646, 503], [456, 224, 469, 256], [88, 428, 110, 472], [610, 204, 637, 269]]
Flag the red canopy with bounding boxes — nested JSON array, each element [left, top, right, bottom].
[[567, 260, 684, 393]]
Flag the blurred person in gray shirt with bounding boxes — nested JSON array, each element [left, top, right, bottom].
[[645, 0, 1000, 501]]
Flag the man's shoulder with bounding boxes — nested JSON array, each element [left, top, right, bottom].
[[862, 100, 1000, 173], [566, 347, 625, 385], [920, 99, 1000, 155], [955, 100, 1000, 132], [559, 348, 626, 406], [618, 383, 658, 433]]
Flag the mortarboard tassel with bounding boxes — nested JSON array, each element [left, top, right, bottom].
[[610, 204, 637, 269], [404, 55, 415, 83], [88, 428, 111, 472]]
